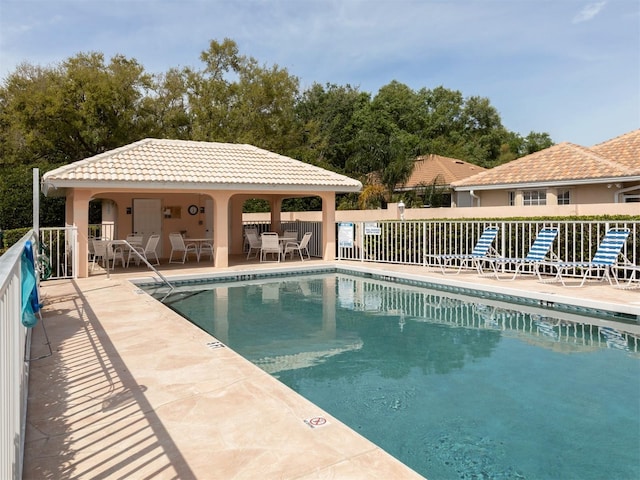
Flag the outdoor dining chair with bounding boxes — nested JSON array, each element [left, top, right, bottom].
[[246, 231, 262, 259], [260, 232, 282, 262], [283, 232, 312, 261], [198, 240, 214, 263], [127, 234, 160, 267], [169, 232, 198, 264]]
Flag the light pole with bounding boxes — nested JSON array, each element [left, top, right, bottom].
[[398, 201, 405, 221]]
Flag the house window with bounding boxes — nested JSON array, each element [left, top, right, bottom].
[[508, 191, 515, 206], [557, 190, 570, 205], [523, 190, 546, 206]]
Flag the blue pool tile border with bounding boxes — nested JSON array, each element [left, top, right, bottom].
[[134, 266, 638, 324]]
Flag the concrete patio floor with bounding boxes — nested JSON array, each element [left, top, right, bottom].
[[23, 257, 640, 479]]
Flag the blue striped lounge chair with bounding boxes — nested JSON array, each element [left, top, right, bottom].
[[487, 227, 559, 281], [540, 228, 631, 287], [432, 226, 500, 275]]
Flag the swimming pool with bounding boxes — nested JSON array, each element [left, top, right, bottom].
[[150, 271, 640, 479]]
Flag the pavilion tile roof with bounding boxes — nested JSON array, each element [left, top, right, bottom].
[[399, 154, 487, 189], [452, 129, 640, 189], [42, 138, 362, 192]]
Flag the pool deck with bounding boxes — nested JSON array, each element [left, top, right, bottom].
[[24, 258, 640, 479]]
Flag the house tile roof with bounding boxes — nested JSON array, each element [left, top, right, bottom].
[[398, 154, 487, 190], [452, 129, 640, 189], [589, 129, 640, 170], [42, 138, 362, 193]]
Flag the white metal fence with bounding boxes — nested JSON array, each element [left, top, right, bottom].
[[0, 230, 38, 480], [243, 220, 325, 257], [40, 226, 77, 280], [337, 219, 640, 277]]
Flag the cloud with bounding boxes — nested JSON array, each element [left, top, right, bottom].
[[572, 2, 607, 24]]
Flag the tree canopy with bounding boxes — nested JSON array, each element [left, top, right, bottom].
[[0, 38, 553, 229]]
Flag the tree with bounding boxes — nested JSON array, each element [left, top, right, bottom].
[[186, 38, 301, 153], [294, 82, 370, 171], [0, 52, 155, 228]]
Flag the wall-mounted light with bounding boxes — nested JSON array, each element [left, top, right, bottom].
[[200, 206, 205, 214], [126, 207, 132, 215], [398, 201, 405, 221]]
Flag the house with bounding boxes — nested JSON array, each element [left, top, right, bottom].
[[451, 129, 640, 207], [395, 154, 487, 206]]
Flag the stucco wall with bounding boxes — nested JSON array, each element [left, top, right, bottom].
[[245, 202, 639, 223], [467, 183, 639, 207]]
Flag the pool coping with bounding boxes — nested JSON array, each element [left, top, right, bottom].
[[25, 261, 639, 479], [133, 262, 640, 322]]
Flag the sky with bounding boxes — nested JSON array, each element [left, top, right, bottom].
[[1, 0, 638, 147]]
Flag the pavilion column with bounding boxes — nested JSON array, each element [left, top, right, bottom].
[[320, 192, 336, 261], [70, 189, 92, 278], [270, 198, 283, 233], [212, 191, 233, 268], [229, 197, 244, 255]]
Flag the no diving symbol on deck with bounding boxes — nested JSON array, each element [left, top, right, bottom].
[[304, 416, 328, 429]]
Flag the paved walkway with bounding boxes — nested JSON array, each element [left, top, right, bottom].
[[24, 259, 639, 479]]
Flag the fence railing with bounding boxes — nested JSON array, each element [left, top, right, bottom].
[[0, 230, 38, 480], [337, 220, 640, 277], [40, 227, 78, 280], [243, 221, 324, 257]]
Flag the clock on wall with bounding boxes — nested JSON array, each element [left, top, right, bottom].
[[188, 204, 198, 215]]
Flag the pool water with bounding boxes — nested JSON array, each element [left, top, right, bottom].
[[156, 273, 640, 479]]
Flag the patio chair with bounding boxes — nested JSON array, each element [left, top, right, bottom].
[[246, 231, 262, 259], [283, 232, 312, 261], [169, 232, 198, 264], [244, 226, 258, 253], [126, 234, 144, 248], [260, 232, 282, 262], [127, 234, 160, 267], [91, 239, 110, 271], [485, 227, 559, 281], [429, 226, 500, 275], [198, 240, 214, 263], [540, 228, 631, 287]]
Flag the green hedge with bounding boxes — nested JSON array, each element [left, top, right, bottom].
[[0, 227, 30, 255]]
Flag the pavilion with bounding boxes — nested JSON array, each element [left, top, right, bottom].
[[42, 138, 362, 277]]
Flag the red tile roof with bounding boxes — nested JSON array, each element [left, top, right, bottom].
[[42, 138, 362, 193], [452, 129, 640, 188], [398, 154, 486, 190]]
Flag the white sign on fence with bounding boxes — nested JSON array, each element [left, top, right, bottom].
[[338, 222, 354, 248], [364, 222, 381, 235]]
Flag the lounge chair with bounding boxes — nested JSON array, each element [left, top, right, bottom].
[[610, 264, 640, 289], [283, 232, 312, 261], [429, 226, 500, 274], [485, 227, 559, 281], [169, 232, 198, 263], [540, 228, 631, 287]]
